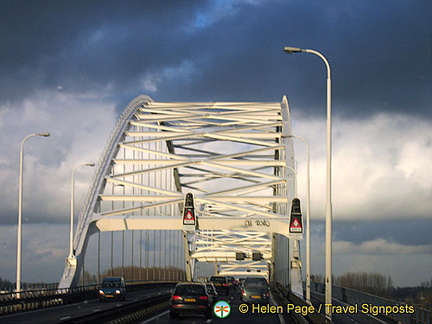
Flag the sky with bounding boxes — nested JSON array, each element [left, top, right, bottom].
[[0, 0, 431, 287]]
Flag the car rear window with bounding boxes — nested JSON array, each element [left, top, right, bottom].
[[210, 277, 226, 283], [244, 278, 268, 289], [175, 285, 206, 295]]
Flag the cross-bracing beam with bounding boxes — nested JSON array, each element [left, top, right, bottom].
[[58, 96, 302, 295]]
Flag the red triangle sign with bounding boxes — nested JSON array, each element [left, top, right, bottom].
[[290, 217, 302, 233], [183, 209, 195, 225], [186, 211, 194, 220]]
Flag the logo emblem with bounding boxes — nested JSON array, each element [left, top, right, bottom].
[[213, 300, 231, 318]]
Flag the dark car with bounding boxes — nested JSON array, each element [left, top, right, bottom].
[[241, 277, 269, 304], [209, 276, 229, 295], [99, 277, 126, 301], [225, 276, 237, 288], [169, 282, 213, 319], [205, 283, 218, 304]]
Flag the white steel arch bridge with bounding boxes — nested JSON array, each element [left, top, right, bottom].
[[58, 95, 304, 297]]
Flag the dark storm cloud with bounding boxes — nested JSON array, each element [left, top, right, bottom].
[[0, 0, 208, 102], [0, 0, 430, 117], [333, 219, 432, 246]]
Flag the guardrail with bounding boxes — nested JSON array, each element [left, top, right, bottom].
[[0, 281, 176, 316], [311, 282, 431, 324], [271, 282, 328, 323]]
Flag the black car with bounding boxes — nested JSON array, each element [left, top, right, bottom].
[[209, 276, 229, 295], [99, 277, 126, 301], [169, 282, 213, 319]]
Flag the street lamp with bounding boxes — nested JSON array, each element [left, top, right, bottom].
[[68, 163, 95, 261], [284, 46, 333, 319], [16, 132, 50, 297]]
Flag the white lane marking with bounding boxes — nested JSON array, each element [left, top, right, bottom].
[[140, 310, 169, 323], [270, 291, 286, 324]]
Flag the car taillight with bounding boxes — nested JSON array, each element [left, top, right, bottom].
[[264, 292, 269, 297], [199, 296, 209, 300], [241, 289, 246, 296], [171, 295, 182, 301], [99, 290, 104, 295], [222, 283, 228, 287]]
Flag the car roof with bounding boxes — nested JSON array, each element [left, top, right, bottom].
[[176, 282, 206, 285]]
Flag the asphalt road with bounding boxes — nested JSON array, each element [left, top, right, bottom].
[[1, 288, 171, 324], [140, 288, 283, 324]]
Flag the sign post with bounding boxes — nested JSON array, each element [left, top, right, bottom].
[[183, 192, 197, 232], [289, 198, 303, 239]]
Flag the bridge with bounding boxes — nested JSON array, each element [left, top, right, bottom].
[[3, 95, 431, 323], [58, 95, 304, 296]]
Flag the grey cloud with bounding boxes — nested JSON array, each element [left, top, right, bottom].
[[1, 1, 430, 119]]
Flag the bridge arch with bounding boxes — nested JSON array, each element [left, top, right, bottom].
[[58, 95, 303, 296]]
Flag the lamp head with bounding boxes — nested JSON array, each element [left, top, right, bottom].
[[284, 46, 303, 54]]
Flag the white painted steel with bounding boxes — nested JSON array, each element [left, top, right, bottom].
[[58, 96, 301, 293], [69, 164, 94, 259]]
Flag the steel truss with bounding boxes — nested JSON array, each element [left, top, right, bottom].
[[58, 95, 301, 295]]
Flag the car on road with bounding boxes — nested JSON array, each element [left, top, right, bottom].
[[169, 282, 213, 319], [241, 277, 270, 304], [225, 275, 237, 289], [209, 276, 230, 295], [99, 277, 126, 301]]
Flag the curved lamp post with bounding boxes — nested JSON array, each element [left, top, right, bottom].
[[16, 133, 50, 296], [284, 46, 333, 319], [69, 163, 95, 260]]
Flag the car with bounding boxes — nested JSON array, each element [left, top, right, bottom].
[[209, 276, 229, 295], [241, 277, 270, 304], [99, 277, 126, 301], [225, 276, 237, 288], [169, 282, 213, 319], [205, 282, 219, 304]]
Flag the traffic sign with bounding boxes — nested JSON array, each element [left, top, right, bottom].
[[183, 208, 195, 225], [183, 193, 197, 231], [289, 198, 303, 233]]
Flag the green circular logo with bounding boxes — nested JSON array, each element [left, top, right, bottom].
[[213, 300, 231, 318]]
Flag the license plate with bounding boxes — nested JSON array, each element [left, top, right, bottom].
[[106, 295, 114, 298], [252, 295, 261, 299], [184, 298, 196, 302]]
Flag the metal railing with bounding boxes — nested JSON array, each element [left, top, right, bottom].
[[311, 282, 431, 324], [0, 281, 175, 316]]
